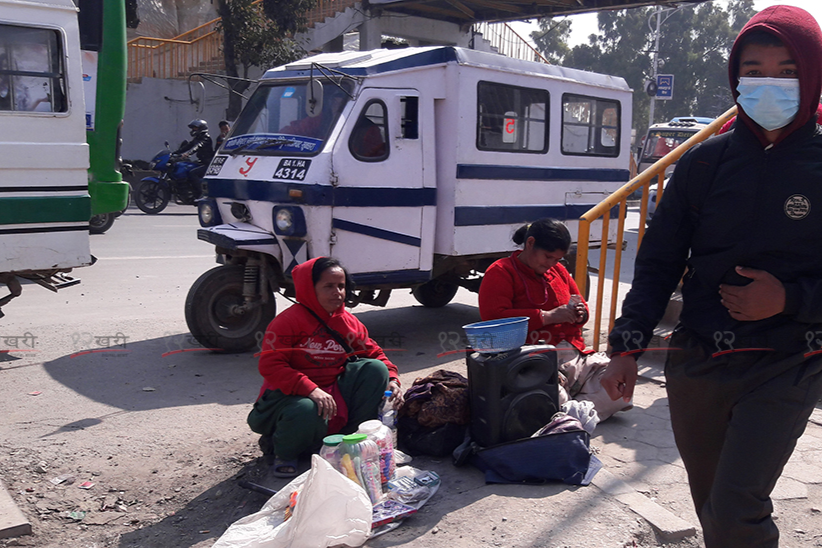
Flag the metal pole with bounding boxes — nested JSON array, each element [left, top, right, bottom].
[[649, 6, 661, 127]]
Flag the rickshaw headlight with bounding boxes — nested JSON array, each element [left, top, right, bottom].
[[198, 199, 221, 227], [275, 209, 293, 232], [201, 204, 214, 224], [272, 206, 306, 237]]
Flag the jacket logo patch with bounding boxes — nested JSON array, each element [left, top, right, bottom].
[[784, 194, 810, 220]]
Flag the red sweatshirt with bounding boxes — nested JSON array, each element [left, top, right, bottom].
[[479, 251, 589, 353], [257, 257, 399, 400]]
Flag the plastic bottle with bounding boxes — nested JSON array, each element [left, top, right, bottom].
[[378, 390, 398, 448], [339, 433, 382, 503], [319, 434, 344, 470], [358, 419, 396, 485]]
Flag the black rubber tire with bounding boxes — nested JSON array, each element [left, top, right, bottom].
[[89, 213, 116, 234], [134, 180, 170, 214], [412, 279, 459, 308], [184, 265, 277, 353]]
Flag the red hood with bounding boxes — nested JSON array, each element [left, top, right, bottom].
[[728, 5, 822, 145], [292, 257, 343, 318]]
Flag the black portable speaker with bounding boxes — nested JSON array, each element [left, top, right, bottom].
[[467, 344, 559, 447]]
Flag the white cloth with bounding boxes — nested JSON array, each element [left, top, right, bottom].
[[561, 400, 599, 434]]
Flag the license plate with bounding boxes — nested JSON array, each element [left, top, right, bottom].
[[206, 155, 227, 176], [274, 159, 311, 181]]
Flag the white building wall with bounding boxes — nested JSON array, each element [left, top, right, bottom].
[[123, 68, 262, 163]]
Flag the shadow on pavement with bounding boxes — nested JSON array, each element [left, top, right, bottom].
[[41, 334, 259, 420]]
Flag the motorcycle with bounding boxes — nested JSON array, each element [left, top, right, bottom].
[[133, 142, 203, 214]]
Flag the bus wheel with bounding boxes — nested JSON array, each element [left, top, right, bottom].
[[134, 180, 170, 214], [412, 279, 459, 308], [89, 213, 116, 234], [184, 265, 277, 353]]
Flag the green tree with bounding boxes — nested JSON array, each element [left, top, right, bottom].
[[530, 17, 572, 64], [542, 0, 756, 137], [216, 0, 315, 119]]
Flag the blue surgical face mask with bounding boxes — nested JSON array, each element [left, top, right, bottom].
[[736, 77, 800, 131]]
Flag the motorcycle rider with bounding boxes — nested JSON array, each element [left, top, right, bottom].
[[174, 119, 214, 199]]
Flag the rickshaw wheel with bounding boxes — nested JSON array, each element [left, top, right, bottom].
[[185, 265, 277, 353], [412, 279, 459, 308]]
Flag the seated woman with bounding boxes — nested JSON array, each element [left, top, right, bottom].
[[478, 218, 631, 423], [247, 257, 402, 477]]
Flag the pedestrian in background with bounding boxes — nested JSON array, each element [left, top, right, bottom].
[[215, 120, 230, 149], [603, 6, 822, 547]]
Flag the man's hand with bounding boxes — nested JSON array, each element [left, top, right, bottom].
[[719, 266, 785, 321], [601, 354, 638, 403], [308, 387, 337, 420]]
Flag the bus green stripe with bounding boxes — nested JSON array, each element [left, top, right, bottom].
[[0, 196, 91, 225]]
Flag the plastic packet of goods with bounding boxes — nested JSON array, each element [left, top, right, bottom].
[[413, 471, 440, 487], [372, 499, 417, 528]]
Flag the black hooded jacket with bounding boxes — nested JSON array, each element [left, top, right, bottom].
[[610, 5, 822, 355], [174, 130, 214, 165]]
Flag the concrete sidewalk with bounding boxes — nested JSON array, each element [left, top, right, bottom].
[[366, 356, 822, 547], [589, 359, 822, 547]]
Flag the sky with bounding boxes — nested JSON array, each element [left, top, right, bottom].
[[509, 0, 822, 48]]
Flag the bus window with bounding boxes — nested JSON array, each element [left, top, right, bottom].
[[476, 81, 548, 153], [0, 24, 66, 113], [561, 94, 620, 157]]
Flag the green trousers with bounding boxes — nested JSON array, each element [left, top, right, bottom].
[[247, 358, 389, 460]]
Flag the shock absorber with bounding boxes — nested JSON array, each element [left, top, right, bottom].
[[242, 259, 261, 301]]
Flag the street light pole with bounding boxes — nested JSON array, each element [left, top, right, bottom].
[[649, 6, 662, 127]]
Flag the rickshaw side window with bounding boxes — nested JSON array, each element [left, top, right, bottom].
[[349, 99, 388, 162], [561, 94, 620, 157], [476, 81, 548, 153], [400, 96, 418, 139], [0, 24, 67, 113]]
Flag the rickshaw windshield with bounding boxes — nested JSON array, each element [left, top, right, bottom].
[[224, 82, 350, 156], [641, 129, 698, 162]]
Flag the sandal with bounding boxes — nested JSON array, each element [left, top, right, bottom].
[[270, 458, 299, 478]]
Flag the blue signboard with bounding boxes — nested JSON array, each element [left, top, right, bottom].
[[656, 74, 674, 100]]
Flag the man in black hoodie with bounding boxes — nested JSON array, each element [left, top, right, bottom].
[[603, 6, 822, 547]]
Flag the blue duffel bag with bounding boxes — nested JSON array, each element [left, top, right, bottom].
[[453, 413, 601, 486]]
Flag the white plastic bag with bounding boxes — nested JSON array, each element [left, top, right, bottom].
[[213, 455, 372, 548]]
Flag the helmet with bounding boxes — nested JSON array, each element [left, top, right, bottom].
[[188, 119, 208, 136]]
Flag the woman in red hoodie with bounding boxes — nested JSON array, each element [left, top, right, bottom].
[[247, 257, 402, 477], [478, 218, 630, 422]]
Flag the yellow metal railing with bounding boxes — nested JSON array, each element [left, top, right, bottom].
[[574, 105, 737, 351], [474, 22, 551, 64], [128, 20, 223, 80], [127, 0, 359, 80]]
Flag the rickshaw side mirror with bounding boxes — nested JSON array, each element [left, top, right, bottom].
[[306, 80, 323, 118]]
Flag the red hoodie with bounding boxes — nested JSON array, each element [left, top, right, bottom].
[[728, 5, 822, 146], [256, 257, 399, 400]]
